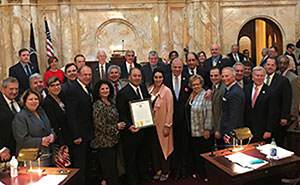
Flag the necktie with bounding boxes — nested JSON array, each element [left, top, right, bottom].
[[130, 64, 133, 72], [100, 65, 105, 79], [11, 100, 17, 115], [136, 87, 141, 99], [114, 83, 119, 93], [213, 58, 217, 67], [86, 85, 93, 102], [266, 76, 270, 86], [252, 87, 259, 108], [25, 64, 31, 77], [238, 80, 243, 89], [235, 54, 239, 62], [191, 69, 194, 75], [174, 77, 179, 99]]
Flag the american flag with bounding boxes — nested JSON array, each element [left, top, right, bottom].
[[44, 18, 54, 58]]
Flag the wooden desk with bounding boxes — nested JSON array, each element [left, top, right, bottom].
[[0, 167, 79, 185], [201, 143, 300, 185]]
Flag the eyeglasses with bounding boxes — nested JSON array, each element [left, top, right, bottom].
[[154, 76, 163, 79], [188, 59, 196, 61], [126, 55, 134, 57]]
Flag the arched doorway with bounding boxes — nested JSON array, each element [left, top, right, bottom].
[[238, 18, 283, 65]]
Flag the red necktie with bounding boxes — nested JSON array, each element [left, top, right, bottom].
[[101, 65, 105, 79], [252, 87, 258, 108], [114, 83, 119, 93]]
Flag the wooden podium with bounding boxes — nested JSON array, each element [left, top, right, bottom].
[[0, 167, 79, 185], [201, 143, 300, 185]]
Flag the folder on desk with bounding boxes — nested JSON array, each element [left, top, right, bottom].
[[257, 144, 294, 160]]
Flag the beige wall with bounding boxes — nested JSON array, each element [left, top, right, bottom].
[[0, 0, 299, 80]]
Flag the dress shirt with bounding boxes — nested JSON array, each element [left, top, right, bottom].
[[188, 67, 197, 75], [77, 79, 89, 94], [150, 64, 157, 72], [172, 74, 182, 93], [3, 94, 20, 113], [251, 83, 263, 100], [212, 55, 221, 66], [264, 72, 275, 86], [98, 63, 107, 79], [225, 81, 237, 91], [20, 62, 32, 76], [126, 61, 135, 73], [129, 83, 143, 99], [237, 80, 244, 89]]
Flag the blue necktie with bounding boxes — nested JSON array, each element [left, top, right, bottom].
[[25, 64, 31, 77]]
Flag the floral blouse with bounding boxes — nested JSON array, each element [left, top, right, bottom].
[[90, 100, 119, 148]]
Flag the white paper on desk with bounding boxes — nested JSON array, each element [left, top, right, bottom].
[[225, 152, 268, 172], [32, 175, 67, 185], [257, 144, 294, 159], [0, 181, 4, 185]]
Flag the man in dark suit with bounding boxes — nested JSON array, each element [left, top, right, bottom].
[[9, 48, 39, 95], [183, 52, 207, 87], [233, 62, 252, 89], [61, 63, 78, 95], [120, 50, 141, 79], [259, 48, 269, 66], [141, 50, 169, 87], [284, 44, 298, 72], [244, 66, 273, 142], [91, 50, 111, 89], [278, 55, 300, 120], [165, 58, 191, 180], [116, 68, 150, 185], [264, 57, 292, 146], [107, 65, 128, 96], [220, 67, 245, 138], [204, 44, 231, 88], [227, 44, 245, 65], [65, 65, 93, 185], [0, 77, 20, 162], [210, 67, 225, 138]]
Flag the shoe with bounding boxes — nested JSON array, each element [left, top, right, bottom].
[[153, 170, 162, 180], [160, 174, 168, 181]]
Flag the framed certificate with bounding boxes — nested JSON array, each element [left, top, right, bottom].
[[129, 99, 155, 129]]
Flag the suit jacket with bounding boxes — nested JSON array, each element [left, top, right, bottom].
[[12, 107, 54, 154], [120, 62, 141, 79], [65, 80, 93, 142], [283, 71, 300, 116], [212, 82, 226, 132], [9, 62, 39, 95], [237, 77, 252, 89], [220, 83, 245, 136], [0, 93, 17, 157], [244, 84, 274, 142], [91, 62, 112, 89], [42, 94, 69, 145], [116, 83, 150, 130], [227, 52, 245, 64], [268, 74, 292, 122], [141, 61, 169, 87], [164, 73, 191, 130]]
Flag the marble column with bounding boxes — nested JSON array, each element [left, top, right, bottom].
[[186, 0, 195, 51], [192, 0, 202, 52], [59, 0, 72, 66], [158, 0, 170, 60], [30, 0, 41, 68]]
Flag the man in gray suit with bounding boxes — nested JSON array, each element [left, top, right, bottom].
[[210, 67, 225, 139], [278, 55, 300, 120]]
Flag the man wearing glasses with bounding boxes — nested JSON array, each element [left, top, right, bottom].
[[120, 50, 141, 79]]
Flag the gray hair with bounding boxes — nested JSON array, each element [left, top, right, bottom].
[[2, 77, 18, 88], [188, 74, 204, 88], [107, 64, 121, 75], [233, 62, 245, 68], [125, 49, 135, 56], [148, 50, 158, 58], [252, 66, 266, 75], [97, 50, 107, 57], [222, 67, 236, 76], [277, 55, 289, 64], [29, 73, 43, 82], [171, 57, 183, 67]]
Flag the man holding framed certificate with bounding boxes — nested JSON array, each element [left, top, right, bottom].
[[116, 68, 152, 185]]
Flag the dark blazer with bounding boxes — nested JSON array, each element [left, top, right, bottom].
[[244, 84, 274, 142], [116, 83, 150, 130], [164, 73, 191, 130], [120, 62, 141, 79], [12, 107, 54, 154], [42, 94, 69, 145], [182, 66, 208, 89], [91, 62, 112, 89], [65, 80, 93, 142], [227, 52, 245, 64], [141, 61, 170, 87], [9, 62, 39, 95], [0, 93, 17, 157], [220, 83, 245, 136]]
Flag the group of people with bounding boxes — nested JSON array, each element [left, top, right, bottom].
[[0, 42, 299, 185]]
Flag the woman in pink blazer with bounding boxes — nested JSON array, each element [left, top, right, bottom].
[[148, 68, 174, 181]]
